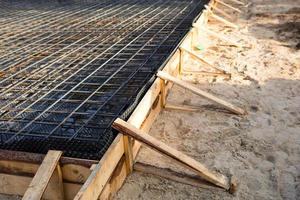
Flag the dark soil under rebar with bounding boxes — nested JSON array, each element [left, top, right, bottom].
[[0, 0, 208, 159]]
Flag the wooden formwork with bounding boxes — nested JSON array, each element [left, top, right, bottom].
[[0, 0, 231, 199]]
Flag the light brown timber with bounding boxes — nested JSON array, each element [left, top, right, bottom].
[[157, 71, 246, 115], [22, 150, 63, 200], [215, 0, 242, 13]]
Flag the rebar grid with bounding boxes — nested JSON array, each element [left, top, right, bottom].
[[0, 0, 207, 159]]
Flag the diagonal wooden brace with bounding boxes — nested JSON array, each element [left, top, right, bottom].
[[215, 0, 242, 13], [157, 71, 246, 115], [210, 4, 233, 20], [180, 46, 230, 77], [205, 6, 239, 29], [195, 25, 242, 47], [22, 150, 63, 200], [224, 0, 245, 5], [112, 118, 235, 191]]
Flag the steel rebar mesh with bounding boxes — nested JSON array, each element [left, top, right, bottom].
[[0, 0, 208, 159]]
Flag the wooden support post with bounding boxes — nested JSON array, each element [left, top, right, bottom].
[[112, 118, 232, 190], [22, 150, 63, 200], [123, 135, 134, 174], [165, 104, 203, 112], [157, 71, 246, 115], [197, 26, 242, 47], [179, 48, 184, 74], [215, 0, 242, 13], [160, 79, 166, 107], [205, 6, 239, 29], [180, 46, 227, 74]]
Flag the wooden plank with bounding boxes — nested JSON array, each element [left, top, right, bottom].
[[61, 164, 91, 184], [157, 71, 246, 115], [160, 79, 166, 107], [205, 7, 238, 29], [0, 173, 81, 200], [134, 162, 225, 191], [0, 149, 97, 167], [54, 164, 64, 200], [181, 70, 231, 78], [73, 135, 124, 200], [98, 156, 127, 199], [225, 0, 244, 5], [215, 0, 242, 13], [210, 4, 233, 20], [180, 47, 226, 73], [123, 135, 134, 174], [22, 150, 62, 200], [0, 160, 91, 184], [112, 118, 231, 190], [165, 104, 203, 112], [197, 26, 241, 47]]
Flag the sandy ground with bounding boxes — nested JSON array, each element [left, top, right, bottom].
[[115, 0, 300, 199]]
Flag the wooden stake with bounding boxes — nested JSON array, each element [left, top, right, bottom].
[[180, 46, 227, 74], [22, 150, 62, 200], [134, 162, 225, 191], [157, 71, 246, 115], [160, 79, 166, 107], [211, 4, 233, 20], [123, 135, 134, 174], [112, 118, 231, 190], [165, 104, 203, 112], [197, 26, 242, 47], [205, 6, 239, 29], [216, 0, 242, 13], [181, 70, 230, 79], [225, 0, 244, 6]]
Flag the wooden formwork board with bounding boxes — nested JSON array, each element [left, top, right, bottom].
[[0, 1, 215, 199]]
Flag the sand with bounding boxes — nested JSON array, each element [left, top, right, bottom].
[[115, 0, 300, 199]]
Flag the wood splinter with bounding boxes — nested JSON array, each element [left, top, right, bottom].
[[112, 118, 238, 193], [157, 71, 246, 115]]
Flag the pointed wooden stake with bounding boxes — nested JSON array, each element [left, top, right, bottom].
[[157, 71, 246, 115], [112, 118, 231, 190], [211, 4, 233, 20], [205, 6, 239, 29], [225, 0, 245, 5], [216, 0, 242, 13], [180, 46, 228, 75], [197, 26, 242, 47]]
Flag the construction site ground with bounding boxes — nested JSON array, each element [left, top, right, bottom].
[[115, 0, 300, 199]]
